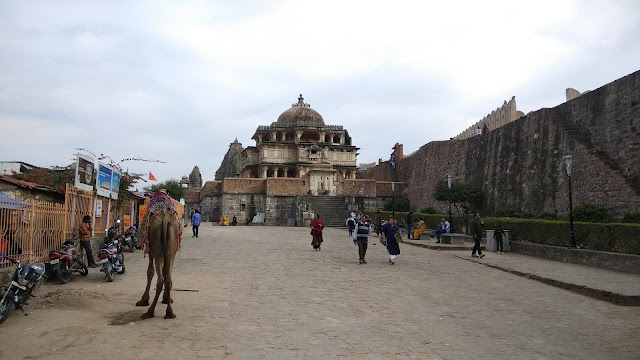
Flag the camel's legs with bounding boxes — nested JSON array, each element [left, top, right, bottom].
[[141, 257, 165, 319], [136, 256, 154, 306], [163, 255, 176, 319]]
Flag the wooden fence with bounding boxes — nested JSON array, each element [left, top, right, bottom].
[[0, 197, 66, 267]]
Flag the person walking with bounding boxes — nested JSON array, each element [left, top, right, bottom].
[[382, 217, 400, 264], [310, 214, 324, 250], [431, 218, 450, 243], [353, 215, 371, 264], [495, 224, 505, 254], [191, 209, 202, 237], [374, 211, 382, 236], [471, 212, 485, 258], [346, 216, 356, 237], [406, 212, 413, 239], [79, 215, 98, 268]]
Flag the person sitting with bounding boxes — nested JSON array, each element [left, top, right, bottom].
[[431, 218, 450, 243], [231, 215, 237, 226], [224, 216, 229, 226], [413, 218, 426, 239]]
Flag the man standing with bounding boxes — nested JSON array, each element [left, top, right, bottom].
[[192, 209, 202, 237], [471, 212, 485, 258], [79, 215, 98, 268], [406, 211, 413, 240], [353, 216, 371, 264], [431, 218, 450, 243]]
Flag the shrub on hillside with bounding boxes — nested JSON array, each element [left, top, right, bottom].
[[383, 196, 410, 212]]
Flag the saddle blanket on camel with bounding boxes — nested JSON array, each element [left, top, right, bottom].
[[140, 191, 183, 253]]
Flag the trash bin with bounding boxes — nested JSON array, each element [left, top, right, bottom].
[[485, 229, 510, 252]]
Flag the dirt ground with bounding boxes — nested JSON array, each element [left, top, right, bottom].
[[0, 225, 639, 359]]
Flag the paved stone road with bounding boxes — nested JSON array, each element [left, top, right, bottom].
[[1, 225, 639, 359]]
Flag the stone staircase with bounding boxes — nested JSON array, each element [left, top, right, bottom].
[[306, 196, 351, 228]]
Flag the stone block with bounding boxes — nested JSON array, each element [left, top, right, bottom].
[[441, 233, 469, 245]]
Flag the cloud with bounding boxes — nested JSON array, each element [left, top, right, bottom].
[[0, 0, 639, 183]]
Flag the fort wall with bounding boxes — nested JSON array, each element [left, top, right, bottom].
[[360, 70, 640, 217]]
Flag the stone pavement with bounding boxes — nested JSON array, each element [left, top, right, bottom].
[[402, 238, 640, 305], [1, 225, 639, 360]]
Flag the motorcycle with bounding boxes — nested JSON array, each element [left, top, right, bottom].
[[99, 235, 125, 282], [0, 257, 45, 325], [47, 239, 89, 283], [124, 226, 140, 251]]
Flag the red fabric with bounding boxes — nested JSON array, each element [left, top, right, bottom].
[[310, 219, 324, 235]]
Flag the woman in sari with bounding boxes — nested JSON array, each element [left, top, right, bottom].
[[310, 214, 324, 250], [413, 217, 426, 239], [382, 217, 400, 264]]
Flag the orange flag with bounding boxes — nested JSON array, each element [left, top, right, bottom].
[[149, 172, 157, 181]]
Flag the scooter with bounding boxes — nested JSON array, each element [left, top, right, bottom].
[[0, 257, 45, 325], [47, 239, 89, 283], [99, 236, 125, 282]]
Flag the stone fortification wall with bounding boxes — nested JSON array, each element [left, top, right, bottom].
[[360, 70, 640, 217], [376, 181, 407, 197], [454, 96, 523, 140]]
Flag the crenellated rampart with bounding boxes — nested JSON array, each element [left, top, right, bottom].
[[454, 96, 524, 140]]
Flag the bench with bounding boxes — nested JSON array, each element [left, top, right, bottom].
[[441, 233, 471, 245]]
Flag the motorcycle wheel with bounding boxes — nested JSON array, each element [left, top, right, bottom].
[[57, 265, 71, 284], [117, 262, 126, 274], [105, 262, 115, 282], [78, 259, 88, 276], [128, 241, 134, 253], [0, 287, 15, 325]]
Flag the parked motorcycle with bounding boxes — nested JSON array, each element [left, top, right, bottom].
[[98, 236, 125, 282], [124, 226, 140, 251], [47, 239, 89, 283], [0, 257, 45, 325]]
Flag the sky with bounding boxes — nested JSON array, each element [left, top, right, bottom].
[[1, 0, 639, 187]]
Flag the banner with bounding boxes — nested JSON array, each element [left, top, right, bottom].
[[139, 205, 148, 220], [123, 215, 131, 229], [96, 163, 122, 199], [74, 153, 95, 192]]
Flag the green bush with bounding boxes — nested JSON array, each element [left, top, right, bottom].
[[492, 209, 513, 217], [622, 212, 640, 223], [420, 207, 438, 214], [383, 196, 410, 212], [572, 203, 610, 223], [366, 210, 640, 255]]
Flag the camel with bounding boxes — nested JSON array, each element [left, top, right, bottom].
[[136, 209, 180, 319]]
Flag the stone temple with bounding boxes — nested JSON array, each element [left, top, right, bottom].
[[241, 94, 359, 192], [182, 95, 402, 226]]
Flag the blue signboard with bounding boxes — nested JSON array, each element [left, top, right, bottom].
[[96, 163, 112, 198], [96, 163, 121, 199], [111, 171, 121, 197]]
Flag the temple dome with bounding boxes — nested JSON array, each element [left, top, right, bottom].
[[276, 94, 324, 126]]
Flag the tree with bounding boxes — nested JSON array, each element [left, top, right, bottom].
[[10, 167, 74, 193], [433, 180, 484, 221], [383, 196, 410, 212], [147, 179, 184, 200]]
